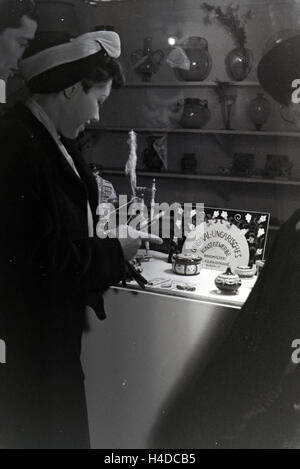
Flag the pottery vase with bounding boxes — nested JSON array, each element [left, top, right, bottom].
[[248, 93, 271, 131], [225, 47, 253, 81], [179, 98, 211, 129]]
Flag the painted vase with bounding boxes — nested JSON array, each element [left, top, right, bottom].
[[225, 47, 253, 81]]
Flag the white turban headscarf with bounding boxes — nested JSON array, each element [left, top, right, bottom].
[[20, 30, 121, 83]]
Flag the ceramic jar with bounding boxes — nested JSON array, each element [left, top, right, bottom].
[[264, 154, 292, 179], [174, 37, 212, 82], [215, 268, 242, 293], [179, 98, 211, 129], [172, 254, 202, 276], [248, 93, 271, 131], [181, 153, 197, 174]]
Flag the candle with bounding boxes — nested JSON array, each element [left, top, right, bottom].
[[125, 130, 138, 197]]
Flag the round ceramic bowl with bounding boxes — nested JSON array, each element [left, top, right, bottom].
[[172, 254, 202, 276], [235, 265, 257, 278]]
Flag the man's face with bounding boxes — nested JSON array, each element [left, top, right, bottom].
[[58, 79, 113, 139], [0, 15, 37, 80]]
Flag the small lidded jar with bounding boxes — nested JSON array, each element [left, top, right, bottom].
[[215, 267, 242, 293], [172, 253, 203, 276]]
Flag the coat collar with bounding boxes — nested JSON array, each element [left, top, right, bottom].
[[9, 102, 99, 219]]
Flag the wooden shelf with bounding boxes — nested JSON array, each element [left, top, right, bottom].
[[102, 169, 300, 187], [125, 81, 261, 88], [89, 126, 300, 138]]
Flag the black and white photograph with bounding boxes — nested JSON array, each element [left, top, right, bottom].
[[0, 0, 300, 451]]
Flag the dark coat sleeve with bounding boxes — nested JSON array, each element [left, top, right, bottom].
[[0, 123, 125, 307]]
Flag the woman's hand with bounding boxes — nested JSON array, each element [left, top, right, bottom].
[[115, 225, 163, 261]]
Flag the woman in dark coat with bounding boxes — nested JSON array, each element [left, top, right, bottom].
[[0, 30, 161, 449]]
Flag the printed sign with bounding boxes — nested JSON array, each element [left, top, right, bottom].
[[182, 207, 270, 271]]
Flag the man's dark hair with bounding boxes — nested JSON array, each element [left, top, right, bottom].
[[0, 0, 37, 33]]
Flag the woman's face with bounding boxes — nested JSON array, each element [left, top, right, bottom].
[[59, 79, 112, 139]]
